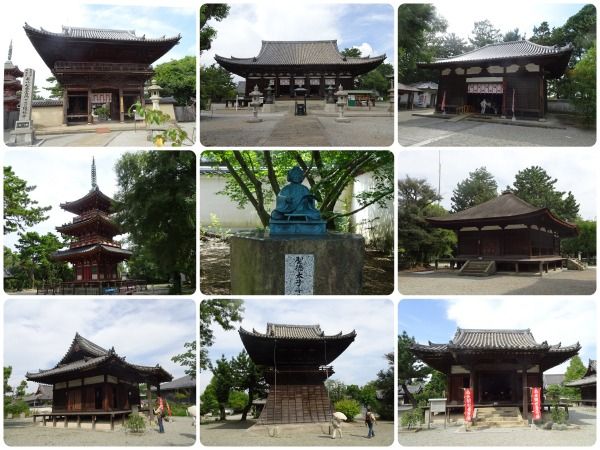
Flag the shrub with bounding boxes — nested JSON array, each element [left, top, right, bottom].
[[4, 400, 30, 417], [400, 407, 424, 429], [125, 414, 146, 433], [333, 399, 361, 421], [551, 404, 568, 425], [169, 402, 191, 417]]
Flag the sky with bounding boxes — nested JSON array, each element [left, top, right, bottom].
[[434, 3, 587, 41], [201, 3, 394, 81], [399, 298, 597, 374], [3, 1, 196, 93], [3, 298, 196, 391], [4, 149, 129, 251], [397, 148, 597, 220], [200, 298, 394, 394]]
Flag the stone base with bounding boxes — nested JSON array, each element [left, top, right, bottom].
[[334, 117, 351, 123], [324, 103, 337, 113], [9, 125, 35, 145], [246, 117, 263, 123], [262, 103, 275, 113], [230, 231, 364, 295]]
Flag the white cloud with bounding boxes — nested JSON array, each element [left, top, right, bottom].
[[354, 42, 375, 57]]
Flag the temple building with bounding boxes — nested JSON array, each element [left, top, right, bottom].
[[410, 328, 580, 416], [215, 40, 385, 98], [565, 359, 596, 406], [239, 323, 356, 424], [51, 158, 132, 284], [4, 41, 23, 129], [24, 24, 180, 125], [26, 333, 172, 427], [418, 40, 573, 118], [426, 191, 578, 275]]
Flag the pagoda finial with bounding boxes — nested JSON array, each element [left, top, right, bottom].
[[91, 157, 97, 189], [8, 40, 12, 61]]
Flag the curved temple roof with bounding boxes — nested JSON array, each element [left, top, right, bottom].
[[215, 40, 385, 76], [426, 192, 578, 236], [51, 244, 132, 262], [239, 323, 356, 367], [60, 186, 114, 215]]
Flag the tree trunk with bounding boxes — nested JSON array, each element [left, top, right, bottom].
[[241, 389, 254, 421], [401, 382, 416, 407], [172, 271, 182, 294], [219, 404, 226, 421]]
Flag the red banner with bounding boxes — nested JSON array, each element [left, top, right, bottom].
[[531, 387, 542, 420], [464, 388, 474, 422]]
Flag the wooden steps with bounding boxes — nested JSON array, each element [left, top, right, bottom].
[[459, 260, 497, 276], [258, 384, 333, 424]]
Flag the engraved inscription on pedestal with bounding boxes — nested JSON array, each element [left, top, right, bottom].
[[10, 67, 36, 145], [284, 254, 315, 295]]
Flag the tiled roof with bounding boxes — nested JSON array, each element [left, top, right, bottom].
[[216, 40, 385, 66], [32, 99, 63, 107], [60, 186, 114, 214], [56, 214, 120, 235], [543, 373, 565, 387], [428, 40, 572, 65], [243, 323, 354, 339], [24, 23, 180, 43], [398, 82, 421, 92], [51, 244, 132, 260], [151, 374, 195, 391], [564, 374, 597, 387], [450, 328, 542, 349]]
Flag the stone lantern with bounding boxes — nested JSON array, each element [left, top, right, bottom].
[[324, 84, 337, 113], [148, 79, 162, 111], [334, 84, 350, 123], [387, 75, 394, 114], [246, 84, 263, 123], [263, 84, 274, 113]]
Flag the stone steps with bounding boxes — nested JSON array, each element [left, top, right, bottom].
[[459, 260, 497, 276], [473, 407, 528, 428]]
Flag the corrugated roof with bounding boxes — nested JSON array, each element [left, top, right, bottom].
[[428, 40, 572, 65], [216, 40, 385, 66]]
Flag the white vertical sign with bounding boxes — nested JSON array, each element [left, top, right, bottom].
[[284, 254, 315, 295]]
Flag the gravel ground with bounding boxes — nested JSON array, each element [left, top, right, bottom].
[[200, 419, 394, 446], [398, 268, 596, 295], [3, 417, 196, 446], [399, 407, 596, 446], [200, 113, 282, 146], [317, 116, 394, 146], [398, 111, 596, 147]]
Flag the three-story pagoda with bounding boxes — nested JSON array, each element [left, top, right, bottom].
[[52, 158, 131, 283], [239, 323, 356, 424]]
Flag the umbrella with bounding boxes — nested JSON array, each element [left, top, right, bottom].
[[333, 412, 347, 421]]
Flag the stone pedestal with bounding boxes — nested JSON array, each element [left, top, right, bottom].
[[9, 120, 35, 145], [262, 103, 275, 113], [230, 231, 364, 295], [324, 103, 337, 113]]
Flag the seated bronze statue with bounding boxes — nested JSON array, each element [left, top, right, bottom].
[[271, 166, 321, 221]]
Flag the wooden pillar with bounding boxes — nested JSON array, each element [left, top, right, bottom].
[[477, 227, 482, 257], [501, 77, 507, 117], [522, 369, 528, 419], [469, 367, 476, 403], [87, 88, 92, 124], [119, 88, 125, 123], [147, 382, 153, 420], [77, 415, 81, 428], [62, 89, 68, 125]]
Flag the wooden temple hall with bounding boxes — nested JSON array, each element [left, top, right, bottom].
[[427, 192, 578, 275], [26, 333, 172, 428], [411, 328, 580, 415], [239, 323, 356, 424], [24, 24, 180, 124], [215, 40, 385, 98], [418, 40, 572, 118]]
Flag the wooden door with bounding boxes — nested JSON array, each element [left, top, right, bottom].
[[67, 389, 82, 411]]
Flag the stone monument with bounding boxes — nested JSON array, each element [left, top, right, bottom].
[[262, 84, 275, 113], [148, 79, 162, 111], [230, 166, 364, 295], [246, 85, 263, 123], [324, 84, 337, 113], [334, 84, 350, 123], [9, 68, 35, 145]]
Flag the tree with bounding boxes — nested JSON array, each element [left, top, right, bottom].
[[564, 356, 587, 382], [398, 4, 447, 82], [230, 350, 267, 421], [114, 151, 196, 294], [435, 33, 469, 58], [227, 390, 248, 413], [414, 370, 446, 406], [200, 300, 244, 371], [503, 28, 524, 42], [200, 378, 220, 415], [375, 352, 394, 420], [211, 355, 234, 420], [451, 167, 498, 212], [4, 366, 12, 396], [171, 341, 196, 380], [14, 232, 71, 288], [341, 47, 362, 57], [359, 63, 394, 98], [200, 4, 230, 52], [398, 177, 456, 267], [561, 220, 596, 259], [15, 380, 27, 398], [202, 151, 393, 231], [333, 399, 361, 421], [469, 20, 501, 48], [530, 21, 553, 46], [43, 76, 63, 99], [511, 166, 579, 221], [398, 332, 431, 407], [154, 56, 196, 105], [4, 166, 51, 234], [324, 379, 347, 404], [199, 64, 237, 108], [569, 43, 596, 126]]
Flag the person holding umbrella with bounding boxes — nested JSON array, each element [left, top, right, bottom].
[[365, 407, 376, 438], [331, 411, 346, 439]]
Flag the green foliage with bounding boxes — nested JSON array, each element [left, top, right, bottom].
[[469, 20, 501, 48], [398, 177, 456, 267], [333, 399, 361, 422], [551, 404, 568, 424], [561, 220, 596, 259], [200, 380, 219, 416], [4, 400, 29, 417], [374, 352, 395, 420], [171, 341, 196, 380], [451, 167, 498, 212], [229, 350, 267, 421], [359, 63, 394, 98], [432, 33, 469, 59], [15, 380, 27, 398], [202, 151, 394, 231], [154, 56, 197, 106], [125, 414, 146, 433], [546, 384, 562, 403], [341, 47, 362, 57], [400, 407, 424, 429], [167, 402, 190, 416], [200, 300, 244, 371], [569, 43, 596, 126], [43, 76, 63, 99], [200, 4, 230, 52], [114, 151, 196, 294], [511, 166, 580, 222], [398, 332, 431, 407], [201, 213, 231, 238], [200, 64, 237, 108], [94, 106, 110, 120], [325, 379, 347, 404], [4, 166, 51, 235], [211, 355, 234, 420], [227, 390, 249, 413], [503, 28, 524, 42], [4, 366, 12, 396], [414, 370, 446, 406], [127, 101, 189, 147], [564, 356, 587, 382]]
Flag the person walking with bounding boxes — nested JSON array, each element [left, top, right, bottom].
[[155, 395, 166, 433], [365, 407, 376, 438]]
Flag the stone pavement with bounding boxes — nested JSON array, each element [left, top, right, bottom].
[[398, 110, 596, 147], [398, 268, 596, 295], [266, 115, 330, 146]]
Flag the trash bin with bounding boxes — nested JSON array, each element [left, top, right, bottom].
[[295, 103, 306, 116]]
